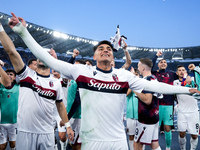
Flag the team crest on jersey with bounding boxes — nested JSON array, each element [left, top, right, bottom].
[[112, 74, 119, 81], [49, 81, 54, 87], [7, 94, 10, 98]]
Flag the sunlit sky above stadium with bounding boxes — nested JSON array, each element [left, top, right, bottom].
[[2, 0, 200, 48]]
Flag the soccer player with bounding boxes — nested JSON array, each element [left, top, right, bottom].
[[126, 67, 139, 150], [134, 58, 161, 150], [0, 22, 74, 150], [174, 65, 199, 150], [0, 61, 19, 150], [8, 13, 200, 150], [152, 51, 178, 150]]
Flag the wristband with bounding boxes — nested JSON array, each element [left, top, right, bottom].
[[65, 122, 71, 128], [0, 25, 4, 32]]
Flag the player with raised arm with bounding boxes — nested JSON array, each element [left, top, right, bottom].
[[0, 61, 19, 150], [174, 65, 199, 150], [151, 50, 178, 150], [8, 13, 200, 150], [0, 20, 74, 150]]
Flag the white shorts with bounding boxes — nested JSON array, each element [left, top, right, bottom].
[[81, 139, 128, 150], [69, 118, 81, 144], [16, 131, 54, 150], [134, 121, 159, 145], [177, 111, 199, 135], [127, 118, 137, 135], [0, 123, 17, 144], [53, 115, 66, 132]]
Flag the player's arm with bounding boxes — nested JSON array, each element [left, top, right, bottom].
[[121, 42, 131, 70], [56, 101, 74, 141], [9, 13, 74, 79], [0, 23, 24, 73], [143, 79, 200, 94], [134, 91, 152, 105], [152, 50, 162, 70], [0, 61, 11, 87]]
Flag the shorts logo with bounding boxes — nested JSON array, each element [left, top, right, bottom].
[[49, 81, 54, 87]]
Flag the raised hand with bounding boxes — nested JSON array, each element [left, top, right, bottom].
[[72, 49, 80, 58], [156, 50, 163, 57], [188, 64, 195, 70], [9, 12, 26, 28]]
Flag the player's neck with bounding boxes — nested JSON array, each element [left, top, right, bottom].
[[142, 71, 151, 77], [96, 62, 112, 71]]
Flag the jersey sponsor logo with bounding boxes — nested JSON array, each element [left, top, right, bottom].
[[20, 77, 57, 100], [76, 75, 129, 94], [32, 84, 55, 97], [88, 79, 121, 91]]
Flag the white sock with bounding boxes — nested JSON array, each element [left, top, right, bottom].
[[60, 140, 67, 150], [129, 140, 134, 150], [190, 137, 198, 150], [153, 146, 161, 150], [179, 136, 186, 150]]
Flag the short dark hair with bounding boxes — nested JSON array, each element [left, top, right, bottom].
[[139, 58, 153, 69], [5, 69, 16, 76], [176, 65, 185, 71], [28, 58, 37, 66], [75, 59, 86, 65], [158, 59, 166, 63], [93, 40, 115, 53], [85, 59, 94, 66]]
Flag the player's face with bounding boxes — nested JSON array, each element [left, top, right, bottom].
[[93, 44, 113, 64], [6, 72, 16, 83], [176, 67, 186, 78], [158, 59, 167, 70], [28, 61, 37, 71]]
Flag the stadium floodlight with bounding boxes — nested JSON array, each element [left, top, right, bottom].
[[0, 15, 3, 19], [76, 38, 80, 42], [36, 27, 40, 31], [60, 33, 68, 39], [29, 25, 32, 28], [92, 41, 98, 45], [26, 23, 28, 27], [46, 30, 49, 34], [8, 18, 11, 21], [53, 31, 61, 38], [172, 57, 183, 60]]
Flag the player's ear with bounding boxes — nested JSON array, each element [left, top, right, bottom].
[[93, 55, 96, 61]]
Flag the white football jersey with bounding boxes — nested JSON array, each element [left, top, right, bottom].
[[60, 64, 145, 141], [173, 79, 198, 112], [17, 66, 63, 134]]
